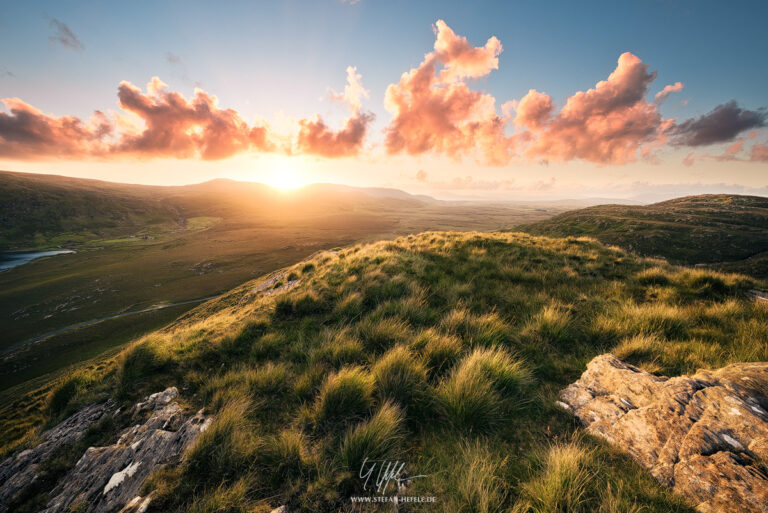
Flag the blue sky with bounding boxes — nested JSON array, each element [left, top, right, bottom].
[[1, 0, 767, 199]]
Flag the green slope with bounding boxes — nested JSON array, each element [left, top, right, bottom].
[[4, 231, 766, 512], [517, 194, 768, 278]]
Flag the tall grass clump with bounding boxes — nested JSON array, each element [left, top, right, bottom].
[[312, 367, 374, 430], [257, 428, 312, 490], [441, 307, 511, 347], [310, 328, 366, 369], [183, 399, 260, 487], [47, 369, 96, 416], [116, 336, 174, 397], [337, 401, 405, 476], [521, 305, 574, 347], [439, 348, 531, 433], [440, 442, 508, 513], [357, 316, 410, 353], [412, 329, 463, 380], [371, 346, 430, 420], [512, 442, 594, 513]]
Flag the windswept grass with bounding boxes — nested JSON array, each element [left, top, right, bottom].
[[6, 230, 763, 511]]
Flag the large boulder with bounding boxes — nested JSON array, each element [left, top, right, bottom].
[[559, 354, 768, 513]]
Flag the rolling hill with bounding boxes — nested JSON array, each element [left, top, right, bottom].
[[517, 194, 768, 279], [0, 171, 568, 392], [2, 231, 765, 512]]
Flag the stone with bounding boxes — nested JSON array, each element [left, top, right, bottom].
[[0, 400, 114, 512], [42, 388, 212, 513], [559, 354, 768, 513]]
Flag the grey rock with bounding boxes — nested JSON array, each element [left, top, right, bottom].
[[0, 400, 114, 512], [560, 354, 768, 513], [42, 387, 211, 513]]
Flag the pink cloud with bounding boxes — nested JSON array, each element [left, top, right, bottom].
[[751, 142, 768, 161], [115, 77, 273, 160], [0, 98, 111, 159], [654, 81, 683, 104], [433, 20, 502, 81], [384, 20, 511, 165], [297, 67, 375, 157], [296, 112, 374, 158], [518, 53, 670, 165]]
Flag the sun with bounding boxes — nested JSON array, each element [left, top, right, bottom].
[[264, 165, 303, 190]]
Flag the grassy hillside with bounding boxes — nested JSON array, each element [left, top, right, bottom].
[[0, 171, 566, 392], [517, 194, 768, 278], [0, 171, 184, 250], [3, 231, 765, 512]]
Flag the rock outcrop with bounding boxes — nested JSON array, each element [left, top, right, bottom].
[[0, 387, 212, 513], [0, 400, 114, 511], [43, 387, 212, 513], [559, 354, 768, 513]]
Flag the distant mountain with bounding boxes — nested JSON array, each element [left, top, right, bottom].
[[517, 194, 768, 278], [0, 172, 436, 250]]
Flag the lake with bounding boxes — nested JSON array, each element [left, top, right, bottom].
[[0, 250, 76, 272]]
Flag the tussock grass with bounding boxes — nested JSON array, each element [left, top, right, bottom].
[[116, 335, 173, 397], [357, 316, 411, 353], [371, 346, 430, 420], [512, 442, 594, 513], [183, 399, 260, 487], [338, 401, 404, 475], [440, 307, 511, 347], [413, 329, 463, 380], [439, 348, 531, 433], [312, 367, 374, 430], [11, 231, 762, 511]]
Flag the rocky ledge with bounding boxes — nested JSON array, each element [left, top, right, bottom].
[[559, 354, 768, 513], [0, 387, 212, 513]]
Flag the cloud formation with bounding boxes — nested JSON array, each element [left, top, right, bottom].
[[0, 78, 273, 160], [672, 101, 767, 146], [654, 82, 683, 104], [0, 70, 377, 160], [48, 19, 84, 51], [115, 77, 272, 160], [297, 66, 374, 157], [384, 19, 510, 165], [0, 98, 110, 159], [518, 52, 673, 165]]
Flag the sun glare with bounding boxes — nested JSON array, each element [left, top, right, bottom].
[[264, 165, 303, 190]]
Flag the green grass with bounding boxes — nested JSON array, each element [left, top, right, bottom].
[[3, 230, 766, 512], [0, 171, 565, 394], [517, 193, 768, 279]]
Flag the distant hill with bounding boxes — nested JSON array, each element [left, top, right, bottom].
[[517, 194, 768, 278], [0, 172, 436, 250], [0, 171, 182, 249]]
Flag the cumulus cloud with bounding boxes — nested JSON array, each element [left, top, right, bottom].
[[0, 77, 273, 160], [115, 77, 273, 160], [297, 67, 375, 157], [654, 82, 683, 104], [384, 20, 510, 165], [48, 19, 84, 51], [518, 52, 671, 165], [296, 112, 374, 157], [0, 98, 111, 159], [672, 101, 767, 146], [330, 66, 369, 114]]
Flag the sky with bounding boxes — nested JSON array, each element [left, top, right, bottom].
[[0, 0, 767, 201]]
